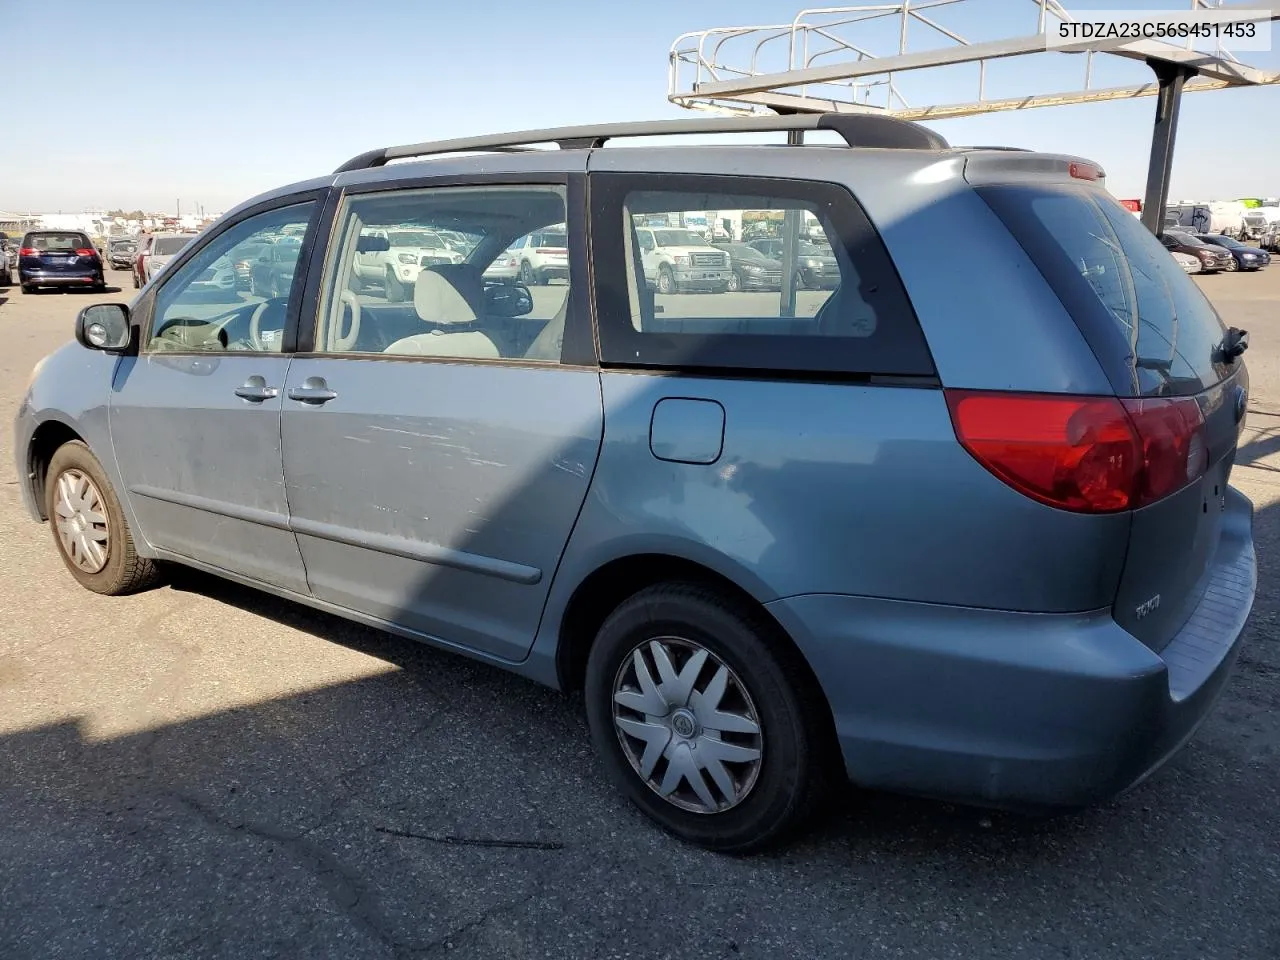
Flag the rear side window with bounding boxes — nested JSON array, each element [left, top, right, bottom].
[[590, 174, 934, 378], [24, 232, 92, 251], [977, 184, 1233, 397]]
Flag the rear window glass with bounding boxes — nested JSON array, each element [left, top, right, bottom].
[[977, 185, 1233, 397], [591, 174, 935, 377], [151, 237, 191, 255], [25, 233, 91, 251]]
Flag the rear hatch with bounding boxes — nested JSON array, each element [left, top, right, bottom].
[[534, 230, 570, 270], [21, 232, 97, 274], [975, 178, 1248, 653]]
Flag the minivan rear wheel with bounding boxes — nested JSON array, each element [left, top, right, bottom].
[[584, 582, 827, 853], [44, 441, 161, 596]]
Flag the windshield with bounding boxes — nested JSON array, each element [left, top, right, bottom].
[[654, 229, 711, 247], [389, 231, 441, 249], [1207, 235, 1245, 248], [152, 237, 190, 255]]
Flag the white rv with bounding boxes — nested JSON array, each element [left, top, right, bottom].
[[1165, 201, 1248, 238]]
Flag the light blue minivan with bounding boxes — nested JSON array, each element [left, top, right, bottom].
[[13, 114, 1256, 852]]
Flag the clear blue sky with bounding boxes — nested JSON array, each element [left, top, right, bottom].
[[5, 0, 1279, 213]]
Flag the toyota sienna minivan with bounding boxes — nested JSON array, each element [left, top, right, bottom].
[[13, 114, 1256, 852]]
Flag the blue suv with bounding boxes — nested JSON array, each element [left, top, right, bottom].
[[13, 114, 1256, 852]]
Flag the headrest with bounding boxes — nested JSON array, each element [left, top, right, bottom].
[[413, 264, 482, 326]]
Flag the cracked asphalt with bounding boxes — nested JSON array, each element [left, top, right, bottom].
[[1, 267, 1278, 959]]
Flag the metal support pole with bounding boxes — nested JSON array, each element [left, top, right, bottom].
[[780, 129, 804, 318], [1140, 60, 1196, 237]]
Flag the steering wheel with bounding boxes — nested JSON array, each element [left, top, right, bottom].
[[248, 299, 272, 351]]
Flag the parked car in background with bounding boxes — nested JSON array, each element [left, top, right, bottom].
[[106, 238, 137, 270], [133, 233, 194, 288], [634, 225, 730, 293], [1160, 230, 1234, 273], [17, 230, 106, 293], [187, 256, 239, 297], [351, 228, 463, 301], [711, 242, 784, 291], [1171, 251, 1202, 274], [0, 236, 15, 284], [482, 247, 521, 281], [747, 236, 839, 289], [228, 242, 268, 289], [249, 237, 304, 297], [506, 227, 571, 285], [14, 114, 1257, 855], [1195, 233, 1271, 271]]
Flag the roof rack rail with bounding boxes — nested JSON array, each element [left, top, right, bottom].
[[332, 112, 949, 173]]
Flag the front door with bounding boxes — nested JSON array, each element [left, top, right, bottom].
[[279, 179, 601, 661], [109, 197, 321, 593]]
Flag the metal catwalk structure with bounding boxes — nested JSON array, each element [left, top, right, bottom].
[[668, 0, 1280, 233]]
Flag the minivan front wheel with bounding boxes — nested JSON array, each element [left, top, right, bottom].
[[44, 441, 160, 595], [585, 583, 827, 853]]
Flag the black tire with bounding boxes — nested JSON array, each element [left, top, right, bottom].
[[385, 268, 405, 302], [657, 265, 676, 295], [44, 440, 161, 596], [1225, 257, 1239, 273], [132, 271, 140, 289], [21, 283, 36, 294], [519, 260, 537, 285], [727, 270, 742, 292], [584, 582, 831, 854]]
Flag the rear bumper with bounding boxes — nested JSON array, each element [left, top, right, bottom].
[[19, 270, 102, 285], [767, 488, 1256, 810]]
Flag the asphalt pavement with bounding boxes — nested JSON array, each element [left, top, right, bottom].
[[0, 266, 1277, 960]]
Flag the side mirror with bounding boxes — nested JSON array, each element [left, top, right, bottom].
[[485, 281, 533, 318], [357, 235, 390, 254], [76, 303, 132, 352]]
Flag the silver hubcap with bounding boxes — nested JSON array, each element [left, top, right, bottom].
[[612, 637, 763, 814], [54, 469, 109, 573]]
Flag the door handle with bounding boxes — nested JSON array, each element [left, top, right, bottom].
[[288, 376, 338, 405], [234, 375, 279, 402]]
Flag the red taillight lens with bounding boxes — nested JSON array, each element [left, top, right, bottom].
[[1069, 161, 1102, 181], [19, 247, 37, 256], [74, 248, 96, 257], [1121, 396, 1208, 504], [946, 390, 1206, 513]]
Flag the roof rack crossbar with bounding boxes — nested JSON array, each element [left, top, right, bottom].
[[332, 112, 949, 173]]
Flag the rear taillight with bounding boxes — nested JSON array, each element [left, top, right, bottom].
[[946, 390, 1207, 513], [19, 247, 37, 256], [74, 248, 96, 257]]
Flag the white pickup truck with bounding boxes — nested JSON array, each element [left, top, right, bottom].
[[352, 227, 463, 301], [634, 226, 731, 294]]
